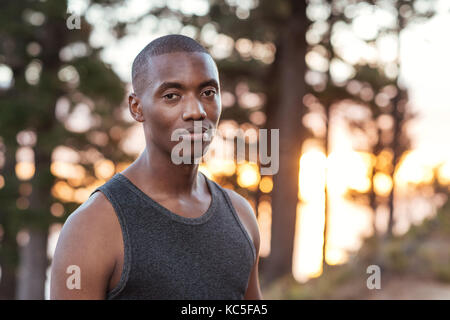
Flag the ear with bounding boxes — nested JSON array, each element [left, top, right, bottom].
[[128, 93, 145, 122]]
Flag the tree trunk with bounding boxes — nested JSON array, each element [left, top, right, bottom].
[[262, 0, 308, 283], [16, 135, 53, 300], [370, 127, 383, 238], [386, 92, 401, 238], [0, 258, 17, 300], [16, 228, 48, 300], [0, 216, 19, 300], [386, 2, 409, 238], [322, 104, 332, 272], [369, 158, 378, 238], [0, 143, 19, 300]]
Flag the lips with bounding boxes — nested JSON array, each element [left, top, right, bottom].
[[182, 125, 211, 141], [186, 126, 208, 134]]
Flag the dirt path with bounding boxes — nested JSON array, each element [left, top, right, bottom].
[[364, 276, 450, 300]]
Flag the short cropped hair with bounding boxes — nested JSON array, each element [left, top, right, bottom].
[[131, 34, 211, 96]]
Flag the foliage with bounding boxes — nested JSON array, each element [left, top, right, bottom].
[[263, 195, 450, 299]]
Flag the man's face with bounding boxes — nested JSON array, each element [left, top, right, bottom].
[[129, 52, 222, 160]]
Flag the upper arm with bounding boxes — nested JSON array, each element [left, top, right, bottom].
[[224, 189, 263, 300], [50, 192, 119, 300]]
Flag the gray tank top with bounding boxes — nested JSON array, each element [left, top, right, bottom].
[[89, 172, 256, 300]]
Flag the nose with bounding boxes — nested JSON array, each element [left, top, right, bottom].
[[182, 95, 207, 121]]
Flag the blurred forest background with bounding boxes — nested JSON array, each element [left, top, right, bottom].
[[1, 0, 450, 299]]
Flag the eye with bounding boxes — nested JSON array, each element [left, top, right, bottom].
[[201, 89, 216, 97], [163, 93, 180, 101]]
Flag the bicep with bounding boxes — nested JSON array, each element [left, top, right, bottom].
[[244, 255, 263, 300], [224, 189, 263, 300], [244, 216, 263, 300], [50, 207, 115, 299]]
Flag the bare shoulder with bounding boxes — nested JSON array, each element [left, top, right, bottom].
[[50, 190, 121, 299], [58, 191, 120, 250], [223, 188, 260, 255]]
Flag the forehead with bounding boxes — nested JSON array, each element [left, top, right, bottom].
[[147, 52, 219, 89]]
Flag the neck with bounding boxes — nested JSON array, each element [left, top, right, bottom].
[[132, 143, 201, 196]]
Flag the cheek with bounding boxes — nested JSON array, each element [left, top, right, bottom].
[[144, 104, 176, 139], [211, 109, 221, 126], [208, 99, 222, 124]]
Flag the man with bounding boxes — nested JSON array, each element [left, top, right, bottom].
[[50, 34, 263, 300]]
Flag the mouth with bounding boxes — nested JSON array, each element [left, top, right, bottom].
[[181, 132, 210, 141], [182, 124, 212, 141], [186, 126, 208, 133]]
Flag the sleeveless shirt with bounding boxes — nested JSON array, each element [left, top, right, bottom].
[[89, 172, 256, 300]]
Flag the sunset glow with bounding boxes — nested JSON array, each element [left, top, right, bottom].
[[3, 0, 450, 302], [15, 136, 448, 285], [237, 162, 260, 189], [27, 139, 448, 283], [15, 162, 35, 181]]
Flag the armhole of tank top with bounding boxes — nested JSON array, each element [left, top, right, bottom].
[[217, 186, 257, 265], [90, 187, 132, 300]]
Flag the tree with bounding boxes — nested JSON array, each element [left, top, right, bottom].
[[340, 0, 436, 239], [206, 0, 310, 283], [0, 0, 127, 299], [300, 0, 439, 273]]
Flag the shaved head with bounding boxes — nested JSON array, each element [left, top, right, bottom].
[[131, 34, 211, 96]]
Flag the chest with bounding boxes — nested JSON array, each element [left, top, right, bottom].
[[111, 211, 254, 299], [149, 194, 212, 219]]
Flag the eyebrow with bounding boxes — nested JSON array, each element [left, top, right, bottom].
[[155, 79, 219, 95], [198, 79, 219, 90], [154, 82, 184, 95]]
